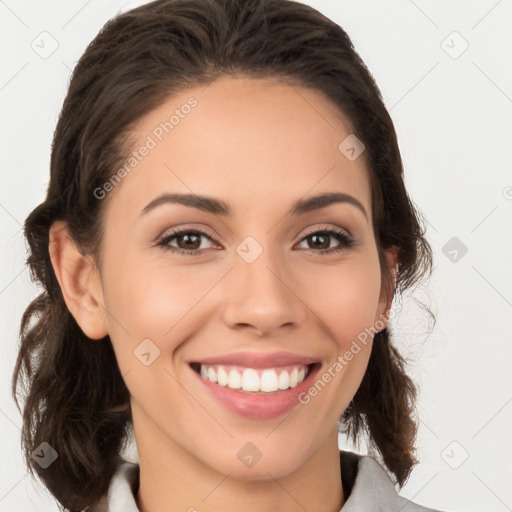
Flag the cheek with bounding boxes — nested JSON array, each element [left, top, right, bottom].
[[302, 255, 383, 346], [99, 260, 208, 413], [101, 255, 220, 359], [293, 259, 381, 425]]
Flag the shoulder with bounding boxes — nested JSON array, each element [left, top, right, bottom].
[[340, 450, 448, 512]]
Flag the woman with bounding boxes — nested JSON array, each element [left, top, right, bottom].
[[12, 0, 443, 510]]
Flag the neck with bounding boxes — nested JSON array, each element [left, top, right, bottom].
[[133, 413, 344, 512]]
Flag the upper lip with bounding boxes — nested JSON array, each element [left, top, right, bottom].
[[189, 351, 321, 369]]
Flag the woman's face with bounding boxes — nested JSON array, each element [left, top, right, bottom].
[[94, 76, 395, 480]]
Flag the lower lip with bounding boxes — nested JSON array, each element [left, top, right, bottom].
[[191, 364, 321, 419]]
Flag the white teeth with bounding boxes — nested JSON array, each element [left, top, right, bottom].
[[278, 370, 289, 390], [207, 367, 217, 383], [217, 367, 229, 386], [260, 369, 279, 392], [242, 369, 260, 391], [196, 364, 310, 393], [228, 369, 242, 389], [289, 367, 298, 388]]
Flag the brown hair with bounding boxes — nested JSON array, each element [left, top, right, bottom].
[[12, 0, 433, 509]]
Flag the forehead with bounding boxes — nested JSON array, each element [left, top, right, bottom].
[[104, 76, 372, 222]]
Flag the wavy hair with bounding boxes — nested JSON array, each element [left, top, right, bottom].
[[12, 0, 433, 509]]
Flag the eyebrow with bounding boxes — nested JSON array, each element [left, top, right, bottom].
[[141, 191, 368, 220]]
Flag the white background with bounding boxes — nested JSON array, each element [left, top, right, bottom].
[[1, 1, 511, 511]]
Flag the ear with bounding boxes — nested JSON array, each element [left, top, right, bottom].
[[48, 220, 108, 340], [374, 245, 399, 329]]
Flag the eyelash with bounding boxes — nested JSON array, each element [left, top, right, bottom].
[[156, 227, 355, 257]]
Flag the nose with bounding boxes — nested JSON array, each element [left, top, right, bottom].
[[220, 245, 306, 337]]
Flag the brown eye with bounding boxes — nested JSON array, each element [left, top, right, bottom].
[[157, 229, 215, 255], [174, 232, 202, 250], [296, 228, 354, 255], [306, 233, 331, 250]]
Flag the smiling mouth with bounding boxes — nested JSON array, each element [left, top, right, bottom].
[[190, 362, 319, 394]]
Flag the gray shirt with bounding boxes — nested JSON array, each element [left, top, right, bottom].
[[89, 450, 445, 511]]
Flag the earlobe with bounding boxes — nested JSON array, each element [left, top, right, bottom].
[[48, 220, 108, 340], [375, 246, 399, 330]]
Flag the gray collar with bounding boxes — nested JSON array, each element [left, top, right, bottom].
[[339, 451, 443, 512]]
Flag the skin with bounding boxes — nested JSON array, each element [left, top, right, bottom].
[[49, 76, 397, 512]]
